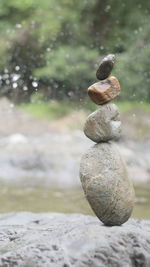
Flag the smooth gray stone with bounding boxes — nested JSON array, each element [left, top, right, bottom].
[[96, 54, 116, 80], [84, 103, 121, 143], [80, 142, 135, 226], [0, 212, 149, 267]]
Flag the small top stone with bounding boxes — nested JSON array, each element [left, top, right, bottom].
[[96, 54, 116, 80]]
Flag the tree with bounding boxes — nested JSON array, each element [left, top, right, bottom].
[[0, 0, 149, 102]]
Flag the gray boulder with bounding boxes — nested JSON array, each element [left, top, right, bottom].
[[80, 142, 135, 226], [84, 104, 121, 143], [0, 212, 149, 267]]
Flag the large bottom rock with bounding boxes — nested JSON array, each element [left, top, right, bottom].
[[80, 142, 135, 226], [0, 212, 149, 267]]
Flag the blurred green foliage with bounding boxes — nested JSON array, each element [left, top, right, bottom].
[[0, 0, 149, 102], [20, 96, 150, 121]]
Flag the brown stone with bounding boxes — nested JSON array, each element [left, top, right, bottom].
[[88, 76, 121, 105]]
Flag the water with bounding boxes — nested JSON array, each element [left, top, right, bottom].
[[0, 186, 149, 220]]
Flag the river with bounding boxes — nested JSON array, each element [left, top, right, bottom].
[[0, 185, 149, 220]]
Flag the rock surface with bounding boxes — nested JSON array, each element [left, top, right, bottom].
[[96, 54, 115, 80], [80, 142, 135, 225], [0, 212, 149, 267], [88, 76, 120, 105], [84, 103, 121, 143]]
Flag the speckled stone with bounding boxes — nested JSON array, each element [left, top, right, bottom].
[[80, 142, 135, 226], [88, 76, 120, 105], [0, 213, 149, 266], [84, 103, 121, 143], [96, 54, 115, 80]]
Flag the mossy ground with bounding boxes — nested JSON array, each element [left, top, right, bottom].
[[19, 99, 150, 121]]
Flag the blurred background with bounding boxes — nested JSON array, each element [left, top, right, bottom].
[[0, 0, 149, 219]]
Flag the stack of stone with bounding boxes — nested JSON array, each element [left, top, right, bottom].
[[80, 55, 135, 226]]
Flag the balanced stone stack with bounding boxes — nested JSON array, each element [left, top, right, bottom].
[[80, 54, 135, 226]]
